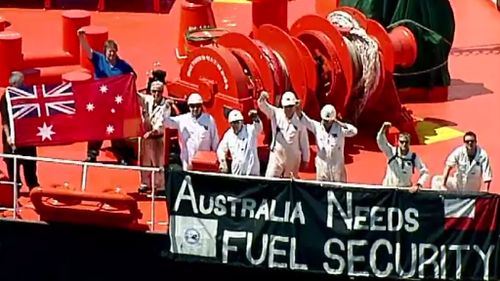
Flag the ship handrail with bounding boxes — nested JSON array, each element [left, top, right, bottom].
[[0, 152, 164, 231]]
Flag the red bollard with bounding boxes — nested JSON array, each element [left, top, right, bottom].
[[389, 25, 418, 68], [251, 0, 288, 35], [79, 26, 109, 73], [62, 10, 91, 59], [0, 31, 23, 87], [176, 0, 216, 63]]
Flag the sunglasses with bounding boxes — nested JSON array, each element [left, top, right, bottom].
[[151, 89, 163, 93], [464, 139, 476, 144], [399, 140, 409, 144], [189, 104, 202, 109]]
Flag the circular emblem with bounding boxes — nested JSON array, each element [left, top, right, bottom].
[[184, 228, 201, 245]]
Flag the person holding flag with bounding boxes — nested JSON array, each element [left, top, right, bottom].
[[0, 71, 40, 191], [78, 28, 136, 165]]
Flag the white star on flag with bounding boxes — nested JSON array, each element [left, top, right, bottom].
[[106, 125, 115, 135], [111, 108, 116, 114], [86, 103, 95, 112], [115, 95, 123, 104], [36, 122, 55, 141], [99, 85, 108, 94]]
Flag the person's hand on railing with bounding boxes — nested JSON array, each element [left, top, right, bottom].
[[219, 160, 228, 173], [7, 136, 15, 150], [409, 183, 421, 193]]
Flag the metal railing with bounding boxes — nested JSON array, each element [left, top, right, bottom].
[[0, 153, 166, 231]]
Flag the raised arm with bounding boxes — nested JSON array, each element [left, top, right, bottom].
[[337, 120, 358, 137], [257, 91, 277, 119], [376, 122, 395, 158], [77, 29, 93, 60], [248, 109, 263, 134], [300, 112, 319, 135], [163, 103, 181, 130]]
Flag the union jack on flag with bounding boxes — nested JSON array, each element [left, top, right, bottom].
[[7, 82, 75, 119]]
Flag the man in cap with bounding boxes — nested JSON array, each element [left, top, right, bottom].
[[257, 90, 309, 178], [432, 131, 492, 192], [377, 122, 429, 193], [163, 93, 218, 170], [138, 81, 168, 194], [217, 109, 262, 176], [296, 104, 357, 182]]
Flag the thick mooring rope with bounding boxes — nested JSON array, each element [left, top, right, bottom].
[[327, 11, 382, 121]]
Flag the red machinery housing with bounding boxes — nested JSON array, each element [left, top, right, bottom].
[[167, 0, 419, 172]]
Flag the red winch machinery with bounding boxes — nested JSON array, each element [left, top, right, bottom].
[[167, 0, 419, 170]]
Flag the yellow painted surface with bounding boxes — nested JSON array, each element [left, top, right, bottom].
[[416, 119, 464, 145]]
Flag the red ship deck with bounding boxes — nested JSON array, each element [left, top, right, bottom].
[[0, 0, 499, 232]]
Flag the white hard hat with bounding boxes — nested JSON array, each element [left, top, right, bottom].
[[228, 110, 244, 123], [187, 93, 203, 105], [320, 104, 336, 121], [281, 91, 297, 107]]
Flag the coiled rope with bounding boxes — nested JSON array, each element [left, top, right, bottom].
[[327, 10, 382, 121]]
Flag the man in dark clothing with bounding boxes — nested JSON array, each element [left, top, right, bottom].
[[1, 71, 40, 190], [78, 29, 136, 165]]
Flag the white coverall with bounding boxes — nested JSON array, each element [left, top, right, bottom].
[[164, 109, 219, 170], [139, 94, 167, 189], [377, 130, 429, 187], [301, 113, 357, 182], [217, 121, 262, 176], [432, 145, 492, 192], [258, 99, 310, 178]]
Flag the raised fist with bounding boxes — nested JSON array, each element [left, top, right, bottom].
[[259, 91, 269, 101], [248, 109, 258, 117]]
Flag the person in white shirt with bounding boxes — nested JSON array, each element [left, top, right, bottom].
[[163, 93, 219, 170], [377, 122, 428, 193], [257, 91, 310, 178], [138, 81, 167, 193], [297, 104, 357, 182], [217, 109, 262, 176], [432, 131, 492, 192]]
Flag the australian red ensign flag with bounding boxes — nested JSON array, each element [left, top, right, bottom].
[[6, 74, 142, 147]]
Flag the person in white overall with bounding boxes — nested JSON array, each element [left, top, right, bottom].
[[217, 109, 262, 176], [257, 91, 310, 178], [138, 81, 168, 193], [297, 104, 357, 182], [432, 131, 492, 192], [377, 122, 429, 193], [163, 93, 219, 170]]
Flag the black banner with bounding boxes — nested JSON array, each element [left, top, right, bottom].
[[166, 170, 500, 280]]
